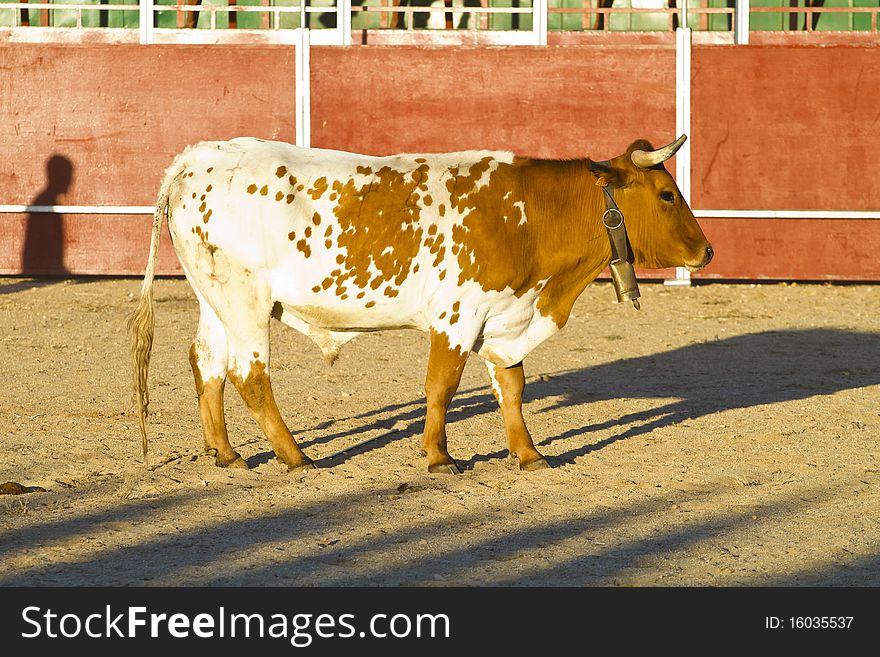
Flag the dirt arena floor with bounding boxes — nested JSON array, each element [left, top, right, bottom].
[[0, 276, 878, 587]]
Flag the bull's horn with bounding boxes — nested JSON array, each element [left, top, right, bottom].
[[630, 135, 687, 169]]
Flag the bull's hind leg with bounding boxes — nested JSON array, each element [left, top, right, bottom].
[[423, 330, 469, 474], [190, 299, 246, 469], [224, 318, 315, 473], [485, 361, 549, 471]]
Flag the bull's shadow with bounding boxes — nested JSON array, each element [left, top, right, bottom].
[[296, 328, 880, 469], [526, 327, 880, 464]]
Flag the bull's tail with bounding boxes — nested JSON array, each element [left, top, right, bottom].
[[128, 168, 177, 462]]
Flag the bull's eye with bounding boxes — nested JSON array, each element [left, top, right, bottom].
[[660, 191, 676, 204]]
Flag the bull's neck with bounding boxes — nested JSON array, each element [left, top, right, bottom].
[[520, 158, 613, 328]]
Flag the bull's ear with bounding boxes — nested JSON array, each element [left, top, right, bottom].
[[587, 159, 626, 189]]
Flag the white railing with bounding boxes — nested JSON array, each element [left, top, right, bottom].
[[5, 2, 880, 47]]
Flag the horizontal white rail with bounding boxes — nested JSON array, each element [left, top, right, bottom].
[[694, 209, 880, 219], [0, 204, 154, 214], [2, 205, 878, 219]]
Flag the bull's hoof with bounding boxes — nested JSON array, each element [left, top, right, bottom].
[[520, 456, 551, 472], [428, 461, 461, 475], [216, 452, 249, 469], [287, 459, 316, 473]]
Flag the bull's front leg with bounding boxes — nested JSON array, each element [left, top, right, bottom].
[[423, 330, 469, 474], [486, 361, 550, 471]]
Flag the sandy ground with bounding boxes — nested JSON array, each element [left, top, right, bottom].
[[0, 276, 878, 587]]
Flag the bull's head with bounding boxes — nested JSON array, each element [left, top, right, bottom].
[[588, 135, 713, 272]]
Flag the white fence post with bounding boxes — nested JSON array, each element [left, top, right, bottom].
[[295, 0, 311, 147], [139, 0, 154, 44], [296, 27, 311, 147], [735, 0, 750, 44], [338, 0, 352, 46], [668, 24, 692, 286], [532, 0, 547, 46]]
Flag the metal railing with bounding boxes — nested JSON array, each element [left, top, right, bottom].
[[4, 1, 879, 37]]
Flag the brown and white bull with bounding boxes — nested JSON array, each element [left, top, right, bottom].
[[129, 135, 712, 474]]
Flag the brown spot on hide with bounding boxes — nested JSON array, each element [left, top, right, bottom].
[[253, 351, 260, 359], [384, 287, 399, 298], [296, 239, 311, 258], [288, 175, 297, 186], [357, 291, 365, 299], [438, 269, 447, 281], [288, 231, 296, 241], [325, 239, 332, 248], [247, 184, 257, 194], [308, 177, 328, 200], [428, 224, 438, 236], [275, 191, 284, 201], [305, 226, 312, 238], [328, 165, 425, 296], [452, 301, 460, 312], [286, 194, 295, 204], [312, 212, 322, 226], [312, 285, 321, 293], [439, 204, 446, 217], [356, 165, 372, 175], [192, 192, 197, 199], [207, 167, 214, 173], [199, 202, 206, 213], [336, 286, 347, 297], [276, 165, 287, 178], [321, 277, 333, 290], [260, 185, 269, 196], [450, 313, 460, 325], [365, 301, 376, 308], [335, 254, 345, 264], [439, 311, 446, 319], [325, 226, 333, 237], [206, 184, 212, 192], [425, 194, 433, 206]]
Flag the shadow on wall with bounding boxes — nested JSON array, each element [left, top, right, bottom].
[[21, 154, 73, 276]]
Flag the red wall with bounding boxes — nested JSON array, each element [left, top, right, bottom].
[[0, 44, 296, 275], [1, 42, 879, 279], [310, 45, 676, 159], [691, 45, 880, 211], [689, 44, 880, 280]]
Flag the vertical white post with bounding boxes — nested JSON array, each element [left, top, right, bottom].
[[532, 0, 547, 46], [679, 0, 688, 29], [139, 0, 154, 44], [734, 0, 750, 44], [338, 0, 352, 46], [668, 24, 692, 286], [295, 0, 311, 147]]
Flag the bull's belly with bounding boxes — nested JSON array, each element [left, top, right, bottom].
[[272, 293, 427, 333]]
